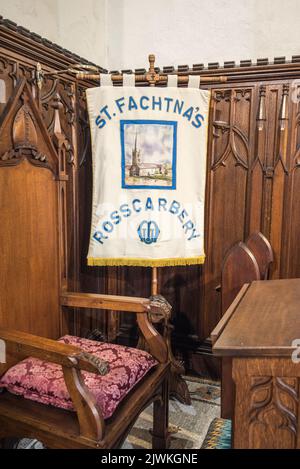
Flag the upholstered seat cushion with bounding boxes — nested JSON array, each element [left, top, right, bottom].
[[0, 335, 157, 419]]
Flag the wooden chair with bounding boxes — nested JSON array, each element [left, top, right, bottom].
[[245, 231, 274, 280], [0, 79, 170, 449], [0, 298, 170, 449]]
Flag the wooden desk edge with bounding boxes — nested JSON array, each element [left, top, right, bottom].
[[212, 345, 298, 357], [211, 283, 250, 346]]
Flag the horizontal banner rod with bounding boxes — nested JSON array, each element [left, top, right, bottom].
[[75, 72, 227, 84]]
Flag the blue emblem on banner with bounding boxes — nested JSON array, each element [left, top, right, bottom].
[[138, 220, 160, 244]]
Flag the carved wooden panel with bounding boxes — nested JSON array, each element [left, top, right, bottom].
[[0, 80, 60, 338], [249, 376, 298, 448], [233, 358, 300, 449]]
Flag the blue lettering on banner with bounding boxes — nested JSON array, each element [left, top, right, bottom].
[[93, 198, 201, 245], [94, 95, 206, 131], [158, 198, 167, 211], [145, 197, 154, 210], [152, 96, 162, 111], [132, 199, 142, 212], [128, 96, 138, 111], [115, 97, 125, 113], [140, 96, 150, 110], [174, 99, 184, 114], [169, 200, 180, 214]]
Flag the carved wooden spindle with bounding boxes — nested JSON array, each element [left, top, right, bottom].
[[270, 84, 290, 277], [257, 85, 266, 130], [280, 84, 289, 130], [254, 85, 267, 175], [52, 93, 69, 333], [278, 84, 289, 167], [256, 85, 272, 237], [248, 85, 267, 245]]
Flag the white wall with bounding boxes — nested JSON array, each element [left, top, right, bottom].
[[0, 0, 107, 65], [106, 0, 300, 70], [1, 0, 300, 70]]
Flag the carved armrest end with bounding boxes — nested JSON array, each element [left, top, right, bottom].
[[75, 352, 110, 376], [148, 295, 172, 324]]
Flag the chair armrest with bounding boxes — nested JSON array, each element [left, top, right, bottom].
[[0, 328, 109, 375], [61, 291, 150, 312], [61, 291, 170, 364], [0, 328, 107, 441]]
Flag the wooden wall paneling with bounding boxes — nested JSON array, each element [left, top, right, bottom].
[[248, 82, 291, 280], [259, 84, 281, 262], [39, 75, 80, 335], [282, 79, 300, 280], [116, 267, 151, 345], [203, 83, 257, 338], [248, 85, 266, 234], [161, 265, 203, 349], [269, 83, 290, 278], [77, 86, 109, 339]]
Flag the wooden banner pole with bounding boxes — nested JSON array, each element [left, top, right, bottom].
[[148, 55, 159, 299]]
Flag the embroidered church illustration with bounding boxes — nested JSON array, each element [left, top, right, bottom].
[[129, 133, 164, 177], [121, 120, 177, 189]]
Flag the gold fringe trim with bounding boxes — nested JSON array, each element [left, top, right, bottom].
[[87, 255, 205, 267]]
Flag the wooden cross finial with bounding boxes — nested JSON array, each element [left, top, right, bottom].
[[146, 53, 160, 86], [148, 54, 155, 74]]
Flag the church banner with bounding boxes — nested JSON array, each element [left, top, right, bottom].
[[86, 75, 210, 267]]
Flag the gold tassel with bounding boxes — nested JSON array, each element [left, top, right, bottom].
[[87, 256, 205, 267]]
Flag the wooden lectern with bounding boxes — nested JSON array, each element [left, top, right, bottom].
[[212, 279, 300, 449]]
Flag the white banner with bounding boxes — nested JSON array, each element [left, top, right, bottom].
[[86, 78, 210, 267]]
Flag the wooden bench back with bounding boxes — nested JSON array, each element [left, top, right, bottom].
[[246, 231, 274, 280], [221, 242, 260, 315], [0, 80, 63, 341]]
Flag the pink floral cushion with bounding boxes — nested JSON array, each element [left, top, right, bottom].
[[0, 335, 157, 419]]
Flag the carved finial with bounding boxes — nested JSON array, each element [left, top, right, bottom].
[[148, 54, 155, 74], [257, 85, 266, 122], [35, 62, 43, 90], [52, 92, 63, 110], [280, 84, 289, 122], [259, 85, 266, 98], [13, 96, 38, 150], [146, 53, 159, 86], [52, 93, 63, 136], [282, 83, 289, 95]]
